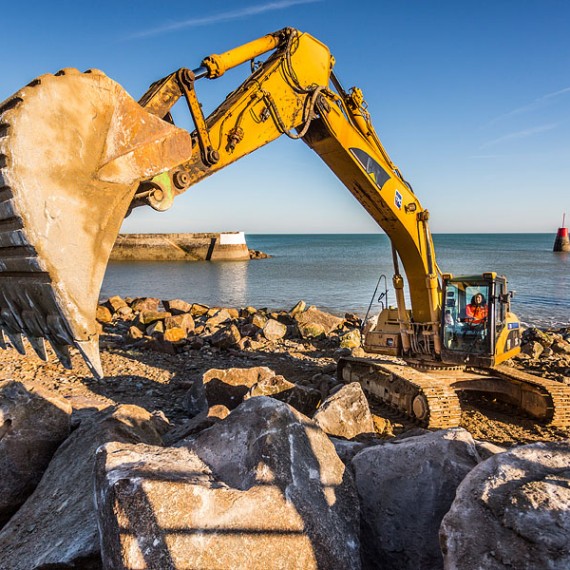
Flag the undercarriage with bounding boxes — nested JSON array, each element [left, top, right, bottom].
[[338, 357, 570, 429]]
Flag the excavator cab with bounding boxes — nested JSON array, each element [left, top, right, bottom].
[[440, 273, 521, 367]]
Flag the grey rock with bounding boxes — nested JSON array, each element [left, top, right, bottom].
[[0, 405, 163, 570], [0, 381, 72, 528], [551, 340, 570, 355], [440, 441, 570, 570], [95, 442, 215, 570], [162, 298, 192, 314], [295, 306, 344, 335], [210, 323, 241, 348], [331, 437, 374, 465], [313, 382, 375, 440], [185, 366, 275, 417], [130, 297, 160, 313], [352, 428, 480, 570], [298, 321, 327, 339], [182, 397, 361, 569], [164, 313, 195, 334], [474, 439, 506, 460], [245, 374, 322, 416], [340, 329, 361, 349], [96, 305, 113, 324], [290, 299, 306, 317], [251, 312, 268, 329], [204, 308, 232, 332], [138, 310, 171, 326], [145, 320, 164, 336], [106, 295, 128, 313], [239, 322, 261, 338], [521, 340, 544, 359], [162, 410, 220, 446], [262, 318, 288, 341], [96, 398, 361, 569]]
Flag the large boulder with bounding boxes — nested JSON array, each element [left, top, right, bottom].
[[165, 313, 195, 334], [162, 298, 192, 315], [131, 297, 160, 313], [331, 437, 373, 465], [313, 382, 375, 440], [163, 326, 187, 343], [204, 308, 232, 332], [244, 374, 322, 416], [295, 306, 344, 336], [185, 366, 275, 416], [95, 398, 360, 569], [95, 442, 216, 569], [0, 381, 72, 528], [138, 309, 171, 325], [185, 397, 360, 569], [440, 441, 570, 570], [210, 323, 241, 348], [96, 304, 113, 324], [340, 329, 361, 349], [298, 321, 327, 339], [352, 428, 480, 570], [520, 340, 544, 359], [0, 405, 163, 570], [263, 318, 288, 341]]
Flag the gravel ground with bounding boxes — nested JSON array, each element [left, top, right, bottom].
[[1, 323, 569, 447]]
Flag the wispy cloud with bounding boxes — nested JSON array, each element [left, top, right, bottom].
[[480, 123, 559, 148], [487, 87, 570, 126], [469, 154, 510, 160], [128, 0, 322, 40]]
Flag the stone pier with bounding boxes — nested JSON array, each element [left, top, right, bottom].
[[110, 232, 251, 261]]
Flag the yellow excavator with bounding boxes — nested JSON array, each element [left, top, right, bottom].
[[1, 28, 568, 428]]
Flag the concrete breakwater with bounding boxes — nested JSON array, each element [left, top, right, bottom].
[[110, 232, 252, 261]]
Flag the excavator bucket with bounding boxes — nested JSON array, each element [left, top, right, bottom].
[[0, 69, 193, 378]]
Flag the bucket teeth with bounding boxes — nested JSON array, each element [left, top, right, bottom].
[[1, 307, 24, 333], [75, 339, 104, 380], [5, 329, 26, 355], [28, 336, 48, 361], [22, 309, 47, 338], [46, 314, 74, 345], [49, 341, 72, 370], [0, 327, 7, 349]]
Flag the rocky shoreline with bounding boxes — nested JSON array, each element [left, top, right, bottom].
[[0, 296, 569, 569]]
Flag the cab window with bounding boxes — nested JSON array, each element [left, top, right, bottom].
[[442, 281, 490, 355]]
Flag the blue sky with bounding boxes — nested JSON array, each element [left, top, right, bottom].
[[2, 1, 569, 234]]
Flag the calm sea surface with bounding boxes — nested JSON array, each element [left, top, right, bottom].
[[101, 234, 570, 328]]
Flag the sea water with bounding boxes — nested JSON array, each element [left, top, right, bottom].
[[100, 234, 570, 328]]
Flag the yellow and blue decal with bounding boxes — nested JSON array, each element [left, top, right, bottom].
[[395, 189, 402, 209]]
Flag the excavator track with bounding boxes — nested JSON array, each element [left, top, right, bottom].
[[338, 356, 570, 429], [337, 357, 463, 429], [474, 365, 570, 427], [0, 69, 193, 378]]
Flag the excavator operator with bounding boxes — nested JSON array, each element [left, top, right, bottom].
[[465, 293, 488, 324]]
